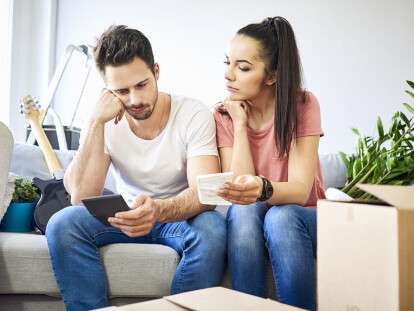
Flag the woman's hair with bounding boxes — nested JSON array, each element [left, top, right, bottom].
[[94, 25, 155, 76], [238, 16, 306, 158]]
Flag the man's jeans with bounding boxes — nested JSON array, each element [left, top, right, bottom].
[[227, 203, 317, 311], [46, 205, 226, 311]]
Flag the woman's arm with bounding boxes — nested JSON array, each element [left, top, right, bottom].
[[267, 135, 319, 205], [218, 101, 255, 176], [219, 127, 255, 176], [218, 135, 320, 206]]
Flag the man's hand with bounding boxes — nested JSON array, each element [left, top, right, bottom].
[[108, 195, 157, 237], [217, 174, 263, 205], [92, 89, 125, 125]]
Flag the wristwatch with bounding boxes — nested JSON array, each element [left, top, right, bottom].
[[257, 176, 273, 202]]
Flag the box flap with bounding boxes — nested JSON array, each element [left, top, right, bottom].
[[119, 299, 186, 310], [357, 184, 414, 209], [164, 287, 304, 310]]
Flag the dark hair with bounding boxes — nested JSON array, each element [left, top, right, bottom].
[[94, 25, 155, 75], [238, 16, 306, 158]]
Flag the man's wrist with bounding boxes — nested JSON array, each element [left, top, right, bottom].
[[152, 199, 163, 221], [89, 118, 106, 129]]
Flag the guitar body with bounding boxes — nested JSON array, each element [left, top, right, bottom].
[[32, 177, 71, 234]]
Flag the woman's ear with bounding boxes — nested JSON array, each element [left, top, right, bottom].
[[265, 71, 277, 86]]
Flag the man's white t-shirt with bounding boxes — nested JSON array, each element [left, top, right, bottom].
[[103, 94, 218, 204]]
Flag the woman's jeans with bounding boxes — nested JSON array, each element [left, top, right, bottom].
[[46, 205, 226, 311], [227, 203, 317, 311]]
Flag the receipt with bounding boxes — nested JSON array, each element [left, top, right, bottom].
[[197, 172, 234, 205]]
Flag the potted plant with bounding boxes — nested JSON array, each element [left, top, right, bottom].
[[340, 80, 414, 200], [0, 177, 40, 232]]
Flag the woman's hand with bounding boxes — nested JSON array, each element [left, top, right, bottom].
[[217, 174, 263, 205], [222, 99, 249, 129]]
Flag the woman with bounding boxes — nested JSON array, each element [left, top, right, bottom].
[[215, 16, 325, 311]]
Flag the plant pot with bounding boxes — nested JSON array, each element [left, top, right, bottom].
[[0, 202, 36, 232]]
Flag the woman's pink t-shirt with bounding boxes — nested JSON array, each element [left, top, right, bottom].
[[214, 92, 325, 207]]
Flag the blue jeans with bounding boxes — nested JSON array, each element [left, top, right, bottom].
[[227, 203, 317, 311], [46, 205, 226, 311]]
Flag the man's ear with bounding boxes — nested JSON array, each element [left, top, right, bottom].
[[153, 63, 160, 80], [265, 71, 277, 86]]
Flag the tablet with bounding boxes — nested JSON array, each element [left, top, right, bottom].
[[82, 194, 130, 226]]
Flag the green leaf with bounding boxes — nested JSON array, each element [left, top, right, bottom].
[[339, 151, 350, 167], [407, 80, 414, 90], [403, 103, 414, 114], [352, 159, 362, 178], [406, 90, 414, 99], [399, 112, 411, 126], [351, 128, 361, 136], [377, 117, 384, 139]]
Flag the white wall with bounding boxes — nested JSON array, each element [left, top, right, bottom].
[[12, 0, 414, 153], [8, 0, 57, 142]]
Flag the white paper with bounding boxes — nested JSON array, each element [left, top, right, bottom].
[[197, 172, 234, 205], [325, 187, 353, 201]]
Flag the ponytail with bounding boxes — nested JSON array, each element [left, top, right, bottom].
[[238, 17, 305, 158]]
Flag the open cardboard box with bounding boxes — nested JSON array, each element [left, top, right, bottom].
[[318, 184, 414, 311], [95, 287, 305, 310]]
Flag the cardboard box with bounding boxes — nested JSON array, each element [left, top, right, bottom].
[[318, 184, 414, 311], [94, 287, 305, 311]]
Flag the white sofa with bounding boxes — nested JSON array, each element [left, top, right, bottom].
[[0, 139, 347, 310]]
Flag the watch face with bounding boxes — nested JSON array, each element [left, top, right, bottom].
[[265, 180, 273, 199], [257, 177, 273, 201]]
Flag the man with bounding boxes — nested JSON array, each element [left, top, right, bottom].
[[46, 25, 226, 311]]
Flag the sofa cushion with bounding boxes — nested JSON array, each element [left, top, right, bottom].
[[0, 232, 179, 297], [319, 153, 347, 190]]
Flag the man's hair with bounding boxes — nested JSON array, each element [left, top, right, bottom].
[[94, 25, 155, 75]]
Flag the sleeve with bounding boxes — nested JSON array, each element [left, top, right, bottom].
[[213, 110, 234, 148], [296, 92, 324, 138], [186, 108, 219, 158]]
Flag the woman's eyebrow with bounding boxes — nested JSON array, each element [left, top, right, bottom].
[[225, 54, 253, 65]]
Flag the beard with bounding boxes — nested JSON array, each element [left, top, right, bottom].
[[126, 90, 159, 121], [126, 104, 153, 120]]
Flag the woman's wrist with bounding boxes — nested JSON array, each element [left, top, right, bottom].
[[233, 122, 247, 133]]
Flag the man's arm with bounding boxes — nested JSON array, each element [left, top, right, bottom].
[[64, 121, 111, 204], [154, 155, 220, 222], [108, 155, 220, 237], [64, 90, 124, 204]]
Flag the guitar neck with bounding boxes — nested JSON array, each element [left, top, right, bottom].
[[29, 122, 63, 176]]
